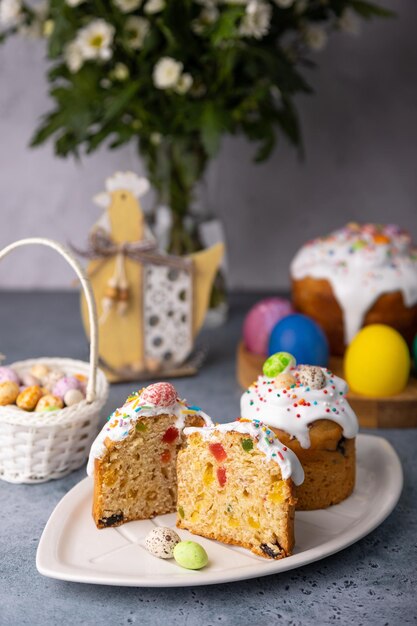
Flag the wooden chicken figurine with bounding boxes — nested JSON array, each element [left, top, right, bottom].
[[80, 172, 224, 382]]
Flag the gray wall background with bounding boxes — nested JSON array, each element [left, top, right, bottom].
[[0, 1, 416, 291]]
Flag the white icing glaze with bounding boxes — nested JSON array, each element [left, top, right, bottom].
[[240, 367, 358, 449], [87, 391, 212, 476], [290, 223, 417, 343], [184, 419, 305, 486]]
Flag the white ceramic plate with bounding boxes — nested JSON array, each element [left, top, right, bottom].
[[36, 434, 402, 587]]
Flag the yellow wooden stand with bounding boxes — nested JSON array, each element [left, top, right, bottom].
[[80, 187, 223, 382]]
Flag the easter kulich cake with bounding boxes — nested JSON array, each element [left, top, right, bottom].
[[240, 353, 358, 510], [176, 419, 304, 559], [87, 382, 212, 528], [291, 223, 417, 355]]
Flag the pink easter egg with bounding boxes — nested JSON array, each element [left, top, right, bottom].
[[52, 376, 81, 400], [0, 366, 20, 386], [243, 298, 294, 356], [141, 383, 178, 407]]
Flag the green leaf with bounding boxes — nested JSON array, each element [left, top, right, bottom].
[[254, 131, 276, 163], [102, 83, 140, 125], [211, 7, 244, 45], [30, 111, 66, 146], [201, 103, 224, 157], [350, 1, 396, 19]]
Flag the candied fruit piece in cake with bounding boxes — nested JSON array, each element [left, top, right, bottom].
[[177, 419, 304, 559], [209, 442, 227, 462]]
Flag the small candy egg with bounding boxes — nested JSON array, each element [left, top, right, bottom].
[[243, 298, 294, 356], [268, 314, 329, 367], [35, 394, 64, 412], [0, 366, 20, 386], [30, 363, 50, 381], [274, 373, 297, 389], [52, 376, 81, 400], [173, 541, 208, 570], [21, 373, 41, 388], [145, 527, 181, 559], [141, 383, 178, 407], [0, 381, 20, 406], [263, 352, 295, 378], [297, 365, 326, 390], [16, 385, 43, 411], [344, 324, 410, 397], [43, 369, 65, 392], [64, 388, 85, 407]]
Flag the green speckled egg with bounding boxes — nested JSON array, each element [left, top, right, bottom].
[[173, 541, 208, 570]]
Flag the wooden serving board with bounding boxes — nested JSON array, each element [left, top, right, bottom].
[[236, 341, 417, 429]]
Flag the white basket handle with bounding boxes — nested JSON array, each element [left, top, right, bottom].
[[0, 238, 98, 403]]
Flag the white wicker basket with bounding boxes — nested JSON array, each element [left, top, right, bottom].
[[0, 238, 109, 484]]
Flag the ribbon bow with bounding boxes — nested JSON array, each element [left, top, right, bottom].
[[73, 227, 192, 271]]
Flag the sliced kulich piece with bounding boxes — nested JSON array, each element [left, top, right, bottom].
[[177, 419, 304, 559], [87, 383, 213, 528]]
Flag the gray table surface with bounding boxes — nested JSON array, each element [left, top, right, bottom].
[[0, 292, 416, 626]]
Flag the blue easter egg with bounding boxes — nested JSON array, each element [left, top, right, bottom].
[[268, 314, 329, 367]]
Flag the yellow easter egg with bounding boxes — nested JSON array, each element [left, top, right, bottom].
[[344, 324, 410, 397]]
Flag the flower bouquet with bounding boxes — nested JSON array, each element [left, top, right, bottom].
[[0, 0, 392, 264]]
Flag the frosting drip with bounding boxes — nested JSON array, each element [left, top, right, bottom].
[[290, 223, 417, 343], [240, 367, 358, 449], [87, 389, 213, 476], [184, 419, 304, 486]]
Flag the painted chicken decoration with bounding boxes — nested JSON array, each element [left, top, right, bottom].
[[79, 172, 224, 382]]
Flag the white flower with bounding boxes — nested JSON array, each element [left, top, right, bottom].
[[239, 0, 272, 40], [338, 8, 361, 36], [174, 73, 193, 94], [66, 0, 86, 6], [274, 0, 294, 7], [125, 16, 149, 49], [43, 19, 54, 37], [112, 62, 129, 80], [144, 0, 165, 14], [65, 40, 84, 73], [18, 0, 48, 39], [76, 19, 115, 61], [0, 0, 23, 27], [150, 132, 162, 145], [153, 57, 183, 89], [192, 5, 219, 33], [304, 24, 327, 51], [114, 0, 142, 13]]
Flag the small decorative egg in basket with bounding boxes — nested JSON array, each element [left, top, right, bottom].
[[0, 238, 109, 483]]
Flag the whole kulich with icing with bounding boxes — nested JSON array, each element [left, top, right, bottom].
[[177, 418, 304, 559], [240, 352, 359, 511], [291, 223, 417, 355], [88, 382, 213, 528]]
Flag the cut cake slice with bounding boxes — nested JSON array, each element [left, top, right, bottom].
[[177, 418, 304, 558]]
